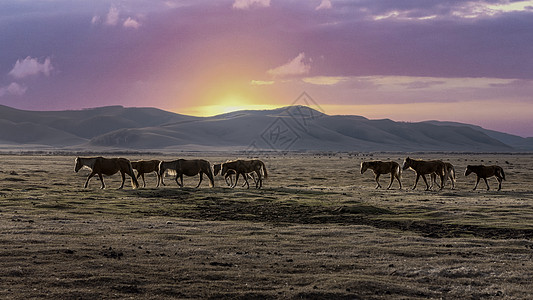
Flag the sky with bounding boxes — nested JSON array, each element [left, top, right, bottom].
[[1, 0, 533, 137]]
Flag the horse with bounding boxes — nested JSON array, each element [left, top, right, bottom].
[[213, 163, 257, 187], [402, 157, 447, 190], [465, 165, 505, 191], [360, 160, 402, 189], [430, 162, 456, 189], [74, 157, 139, 189], [131, 160, 161, 188], [158, 159, 214, 188], [219, 159, 268, 189]]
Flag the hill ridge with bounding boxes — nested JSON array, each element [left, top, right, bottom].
[[0, 104, 531, 152]]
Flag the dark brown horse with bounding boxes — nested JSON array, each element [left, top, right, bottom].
[[158, 159, 214, 188], [360, 160, 402, 189], [402, 157, 447, 190], [75, 157, 139, 189], [430, 162, 456, 189], [219, 159, 267, 189], [131, 160, 161, 188], [465, 165, 505, 191]]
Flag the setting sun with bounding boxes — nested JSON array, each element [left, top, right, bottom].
[[182, 94, 281, 116]]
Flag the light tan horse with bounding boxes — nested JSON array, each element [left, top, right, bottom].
[[131, 160, 161, 188], [219, 159, 268, 189], [158, 159, 214, 188], [430, 162, 456, 189], [360, 160, 402, 189], [402, 157, 447, 190], [75, 157, 139, 189], [465, 165, 506, 191], [213, 163, 257, 187]]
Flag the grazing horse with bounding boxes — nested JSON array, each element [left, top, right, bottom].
[[465, 165, 505, 191], [213, 163, 257, 187], [158, 159, 214, 188], [402, 157, 447, 190], [360, 160, 402, 189], [74, 157, 139, 189], [219, 159, 268, 189], [430, 162, 456, 189], [131, 160, 161, 188]]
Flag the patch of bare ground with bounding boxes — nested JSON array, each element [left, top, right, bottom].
[[0, 153, 532, 299]]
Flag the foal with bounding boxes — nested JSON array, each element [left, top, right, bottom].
[[360, 161, 402, 189]]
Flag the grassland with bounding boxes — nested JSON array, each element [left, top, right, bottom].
[[1, 153, 532, 299]]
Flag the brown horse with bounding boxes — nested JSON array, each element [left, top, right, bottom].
[[158, 159, 214, 188], [214, 163, 257, 187], [74, 157, 139, 189], [219, 159, 268, 189], [402, 157, 447, 190], [465, 165, 505, 191], [131, 160, 161, 188], [430, 162, 456, 189], [360, 160, 402, 189]]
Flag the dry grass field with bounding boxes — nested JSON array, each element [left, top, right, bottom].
[[1, 153, 533, 299]]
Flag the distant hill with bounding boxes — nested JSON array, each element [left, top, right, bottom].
[[0, 104, 531, 152]]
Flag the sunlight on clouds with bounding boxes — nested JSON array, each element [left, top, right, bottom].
[[316, 0, 332, 10], [250, 80, 275, 86], [453, 0, 533, 18], [0, 82, 27, 97], [123, 17, 141, 29], [267, 53, 311, 77], [302, 76, 348, 85], [9, 57, 53, 79], [233, 0, 270, 9]]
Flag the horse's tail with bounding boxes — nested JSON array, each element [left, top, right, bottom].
[[128, 162, 140, 189], [206, 163, 215, 188], [499, 167, 506, 180], [261, 161, 268, 179], [396, 163, 401, 179], [450, 165, 456, 182]]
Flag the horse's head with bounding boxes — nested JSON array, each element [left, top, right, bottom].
[[74, 157, 82, 172], [360, 162, 368, 174], [220, 163, 229, 176], [464, 165, 473, 177], [213, 164, 221, 176], [402, 157, 411, 170]]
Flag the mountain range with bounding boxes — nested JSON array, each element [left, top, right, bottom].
[[0, 104, 532, 152]]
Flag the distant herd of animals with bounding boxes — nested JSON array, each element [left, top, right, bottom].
[[74, 156, 506, 191]]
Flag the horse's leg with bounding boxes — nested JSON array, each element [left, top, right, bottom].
[[397, 174, 402, 190], [435, 175, 446, 191], [254, 171, 261, 189], [412, 174, 420, 190], [484, 178, 490, 191], [98, 173, 106, 189], [175, 175, 180, 187], [196, 173, 203, 188], [138, 173, 145, 188], [232, 173, 240, 188], [225, 175, 232, 187], [473, 177, 480, 190], [243, 173, 250, 189], [497, 177, 502, 191], [387, 173, 394, 189], [84, 171, 96, 188], [118, 171, 126, 189], [155, 172, 161, 188], [374, 173, 381, 189], [422, 175, 430, 191]]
